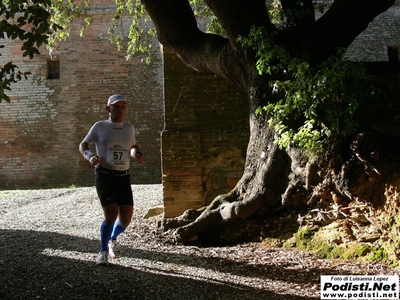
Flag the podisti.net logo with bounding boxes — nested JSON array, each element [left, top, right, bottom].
[[321, 275, 399, 299]]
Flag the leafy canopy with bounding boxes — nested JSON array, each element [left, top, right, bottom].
[[1, 0, 372, 155], [0, 0, 154, 102], [238, 26, 374, 154], [0, 0, 62, 102]]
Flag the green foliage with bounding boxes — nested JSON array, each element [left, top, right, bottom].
[[289, 228, 316, 249], [110, 0, 155, 63], [371, 249, 388, 262], [267, 0, 328, 29], [0, 0, 63, 102], [0, 0, 158, 101], [238, 26, 374, 154], [189, 0, 210, 17], [330, 244, 387, 262], [0, 0, 222, 101], [267, 0, 284, 25], [68, 184, 80, 188], [342, 244, 371, 259], [287, 228, 390, 262], [267, 0, 302, 28], [315, 1, 329, 14], [0, 62, 30, 102], [50, 0, 158, 63], [48, 0, 91, 47], [189, 0, 223, 35], [48, 0, 219, 66]]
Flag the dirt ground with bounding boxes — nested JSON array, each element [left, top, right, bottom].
[[0, 185, 398, 299]]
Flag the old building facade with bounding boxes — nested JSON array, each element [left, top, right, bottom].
[[0, 1, 248, 218], [0, 3, 164, 188], [0, 2, 399, 218]]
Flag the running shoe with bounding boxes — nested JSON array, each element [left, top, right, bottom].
[[96, 251, 109, 265], [108, 239, 121, 259]]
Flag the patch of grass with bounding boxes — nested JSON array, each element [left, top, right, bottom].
[[313, 242, 333, 258], [287, 228, 317, 250], [371, 249, 388, 262], [68, 184, 80, 189], [0, 190, 30, 199], [327, 246, 346, 259], [342, 244, 372, 259], [284, 227, 390, 262]]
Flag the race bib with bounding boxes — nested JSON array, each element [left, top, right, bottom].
[[107, 142, 129, 167]]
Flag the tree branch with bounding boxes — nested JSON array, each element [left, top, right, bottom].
[[293, 0, 395, 64], [280, 0, 315, 29], [204, 0, 274, 42], [140, 0, 201, 48], [141, 0, 256, 89]]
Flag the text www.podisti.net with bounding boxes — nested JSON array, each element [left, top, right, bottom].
[[320, 275, 399, 299]]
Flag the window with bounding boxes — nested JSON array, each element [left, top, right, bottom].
[[387, 46, 399, 62], [47, 58, 60, 79]]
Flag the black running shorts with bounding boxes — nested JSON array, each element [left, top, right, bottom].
[[95, 168, 134, 207]]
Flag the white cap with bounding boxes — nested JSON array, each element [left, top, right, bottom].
[[107, 94, 126, 106]]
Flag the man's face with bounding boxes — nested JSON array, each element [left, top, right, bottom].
[[107, 101, 127, 122]]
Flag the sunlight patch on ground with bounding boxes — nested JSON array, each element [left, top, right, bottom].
[[41, 247, 257, 285], [41, 248, 95, 263], [40, 247, 306, 295]]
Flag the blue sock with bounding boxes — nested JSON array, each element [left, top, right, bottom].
[[100, 221, 113, 252], [111, 219, 127, 240]]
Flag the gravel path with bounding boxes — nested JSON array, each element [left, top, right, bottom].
[[0, 185, 397, 299]]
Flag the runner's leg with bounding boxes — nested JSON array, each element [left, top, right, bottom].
[[100, 203, 118, 251], [111, 205, 133, 240]]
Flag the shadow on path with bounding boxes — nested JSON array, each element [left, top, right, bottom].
[[0, 229, 323, 299]]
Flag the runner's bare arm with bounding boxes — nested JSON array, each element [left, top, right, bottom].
[[79, 140, 101, 166], [130, 144, 144, 163]]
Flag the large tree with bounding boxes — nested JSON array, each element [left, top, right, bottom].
[[3, 0, 400, 258], [138, 0, 397, 244]]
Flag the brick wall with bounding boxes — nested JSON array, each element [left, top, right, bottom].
[[162, 49, 249, 217], [1, 2, 399, 220], [0, 5, 164, 189], [345, 4, 400, 62], [160, 4, 400, 218]]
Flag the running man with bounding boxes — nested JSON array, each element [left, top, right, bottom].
[[79, 94, 144, 265]]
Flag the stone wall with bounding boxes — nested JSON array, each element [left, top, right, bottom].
[[0, 4, 164, 189]]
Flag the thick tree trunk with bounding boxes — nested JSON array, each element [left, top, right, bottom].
[[142, 0, 398, 246], [167, 112, 397, 245], [171, 119, 287, 242], [169, 110, 305, 242]]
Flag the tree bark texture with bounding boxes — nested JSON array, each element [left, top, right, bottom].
[[141, 0, 397, 243]]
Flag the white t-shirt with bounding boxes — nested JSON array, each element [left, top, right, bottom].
[[84, 119, 136, 171]]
